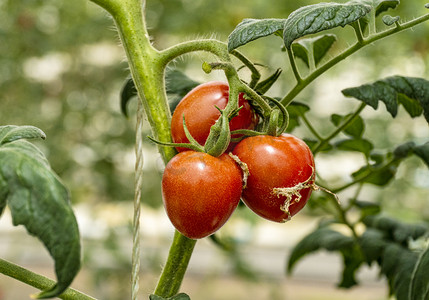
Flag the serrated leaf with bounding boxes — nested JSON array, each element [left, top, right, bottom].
[[342, 76, 429, 123], [228, 18, 285, 52], [283, 2, 371, 49], [287, 227, 354, 274], [382, 15, 400, 26], [0, 132, 81, 298], [335, 138, 374, 157], [150, 293, 191, 300], [409, 246, 429, 300], [331, 114, 365, 138], [0, 125, 46, 145]]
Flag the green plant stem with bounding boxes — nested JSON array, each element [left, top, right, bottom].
[[0, 258, 96, 300], [281, 12, 429, 107], [154, 232, 197, 297], [90, 0, 175, 163], [300, 113, 323, 141], [230, 50, 261, 88], [312, 103, 366, 154], [287, 47, 303, 84]]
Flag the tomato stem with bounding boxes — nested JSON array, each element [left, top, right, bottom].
[[0, 258, 95, 300], [154, 231, 197, 297]]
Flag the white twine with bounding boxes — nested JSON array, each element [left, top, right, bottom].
[[132, 100, 144, 300]]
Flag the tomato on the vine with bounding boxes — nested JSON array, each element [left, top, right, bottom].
[[232, 134, 315, 222], [171, 81, 258, 152], [161, 151, 243, 239]]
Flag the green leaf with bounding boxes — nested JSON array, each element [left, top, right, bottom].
[[375, 0, 400, 16], [287, 227, 354, 274], [359, 228, 386, 264], [227, 18, 285, 52], [291, 43, 310, 68], [0, 126, 81, 299], [338, 247, 363, 288], [393, 141, 429, 167], [409, 246, 429, 300], [381, 243, 419, 300], [292, 34, 337, 68], [150, 293, 191, 300], [254, 68, 282, 94], [354, 200, 381, 218], [382, 15, 400, 26], [283, 2, 371, 49], [331, 114, 365, 138], [352, 163, 397, 186], [342, 76, 429, 123], [414, 142, 429, 168], [120, 77, 137, 118], [335, 138, 374, 157], [286, 101, 310, 132], [0, 125, 46, 145], [313, 34, 337, 66]]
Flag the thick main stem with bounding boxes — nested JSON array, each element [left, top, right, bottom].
[[154, 232, 197, 297]]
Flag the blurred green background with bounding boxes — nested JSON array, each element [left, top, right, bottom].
[[0, 0, 428, 299]]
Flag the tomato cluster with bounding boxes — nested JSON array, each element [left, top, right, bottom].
[[161, 82, 315, 239]]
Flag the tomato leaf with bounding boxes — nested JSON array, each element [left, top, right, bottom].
[[409, 246, 429, 300], [0, 125, 46, 145], [338, 247, 363, 288], [335, 138, 373, 157], [120, 76, 138, 118], [394, 141, 429, 167], [0, 126, 81, 299], [382, 15, 400, 26], [286, 101, 310, 132], [381, 243, 419, 300], [352, 163, 397, 186], [283, 2, 371, 49], [354, 200, 381, 218], [227, 18, 285, 52], [150, 293, 191, 300], [287, 227, 354, 274], [292, 34, 337, 68], [331, 114, 365, 138], [359, 228, 386, 264], [374, 0, 400, 16], [291, 43, 310, 68], [342, 76, 429, 123]]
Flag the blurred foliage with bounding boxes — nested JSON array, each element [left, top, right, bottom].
[[0, 0, 428, 221]]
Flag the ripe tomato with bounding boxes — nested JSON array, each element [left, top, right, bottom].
[[162, 151, 243, 239], [232, 134, 315, 222], [170, 81, 258, 152]]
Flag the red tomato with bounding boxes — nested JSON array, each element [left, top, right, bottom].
[[162, 151, 243, 239], [171, 81, 258, 152], [232, 134, 315, 222]]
